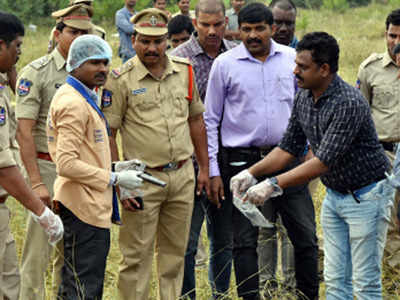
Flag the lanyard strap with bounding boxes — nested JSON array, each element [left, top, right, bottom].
[[66, 76, 121, 224], [66, 76, 111, 136]]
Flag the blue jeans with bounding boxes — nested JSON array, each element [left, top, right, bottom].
[[181, 189, 233, 299], [322, 180, 394, 300]]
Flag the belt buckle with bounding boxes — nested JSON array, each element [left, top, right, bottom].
[[162, 162, 178, 172]]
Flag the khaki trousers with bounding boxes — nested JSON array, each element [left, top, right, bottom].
[[19, 159, 63, 300], [0, 203, 20, 300], [118, 161, 195, 300]]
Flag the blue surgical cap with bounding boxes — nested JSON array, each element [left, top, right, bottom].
[[66, 34, 112, 72]]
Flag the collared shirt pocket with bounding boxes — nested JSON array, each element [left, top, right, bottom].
[[174, 92, 189, 119], [277, 75, 295, 103], [373, 85, 397, 109], [129, 93, 160, 123]]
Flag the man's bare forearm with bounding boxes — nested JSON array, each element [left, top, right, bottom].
[[16, 120, 42, 185], [276, 157, 328, 189], [249, 147, 295, 178], [0, 166, 44, 216], [189, 114, 209, 172]]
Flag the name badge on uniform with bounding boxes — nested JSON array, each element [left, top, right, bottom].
[[0, 107, 6, 126], [94, 129, 104, 143], [101, 89, 113, 108], [132, 88, 146, 95], [17, 79, 33, 97]]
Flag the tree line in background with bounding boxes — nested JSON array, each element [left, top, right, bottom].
[[0, 0, 396, 23]]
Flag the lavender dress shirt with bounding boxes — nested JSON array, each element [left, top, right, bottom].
[[204, 40, 297, 177]]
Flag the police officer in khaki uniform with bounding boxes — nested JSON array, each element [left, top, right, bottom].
[[47, 0, 106, 54], [0, 71, 22, 300], [103, 8, 210, 300], [357, 9, 400, 269], [0, 12, 64, 300], [15, 5, 92, 300]]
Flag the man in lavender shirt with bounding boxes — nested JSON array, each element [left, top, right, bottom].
[[204, 3, 318, 299], [171, 0, 236, 298]]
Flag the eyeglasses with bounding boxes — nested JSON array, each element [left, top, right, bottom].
[[274, 20, 295, 28]]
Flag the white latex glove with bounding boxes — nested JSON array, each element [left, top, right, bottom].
[[230, 169, 258, 198], [114, 159, 145, 172], [119, 186, 144, 201], [244, 178, 283, 206], [32, 206, 64, 246], [115, 170, 143, 190]]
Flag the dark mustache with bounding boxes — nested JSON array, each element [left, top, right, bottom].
[[145, 52, 159, 57], [95, 72, 106, 79], [295, 74, 303, 81], [246, 38, 262, 44]]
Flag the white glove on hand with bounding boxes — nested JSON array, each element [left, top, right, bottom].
[[119, 186, 144, 201], [115, 170, 143, 190], [230, 169, 258, 198], [32, 206, 64, 246], [114, 159, 145, 172], [245, 178, 283, 206]]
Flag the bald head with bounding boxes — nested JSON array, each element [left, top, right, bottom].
[[195, 0, 225, 17], [269, 0, 296, 12]]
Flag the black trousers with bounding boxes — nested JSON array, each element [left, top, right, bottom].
[[220, 147, 319, 300], [57, 204, 110, 300]]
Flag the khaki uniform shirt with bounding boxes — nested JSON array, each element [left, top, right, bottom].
[[103, 55, 204, 167], [0, 74, 25, 197], [47, 83, 112, 228], [16, 48, 68, 153], [357, 51, 400, 142], [0, 73, 18, 169]]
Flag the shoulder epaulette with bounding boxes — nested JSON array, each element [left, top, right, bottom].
[[360, 53, 383, 69], [170, 56, 191, 65], [111, 59, 135, 79], [111, 68, 122, 78], [29, 55, 52, 70]]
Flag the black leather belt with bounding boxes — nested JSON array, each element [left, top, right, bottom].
[[225, 145, 277, 158], [380, 141, 395, 152], [335, 174, 386, 203]]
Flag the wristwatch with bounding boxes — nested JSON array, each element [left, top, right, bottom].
[[268, 177, 283, 196], [269, 176, 278, 186]]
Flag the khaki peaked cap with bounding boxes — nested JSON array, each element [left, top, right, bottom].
[[131, 8, 168, 36], [52, 4, 93, 30]]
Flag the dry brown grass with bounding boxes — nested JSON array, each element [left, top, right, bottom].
[[6, 1, 400, 299]]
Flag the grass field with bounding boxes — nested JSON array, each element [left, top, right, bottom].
[[6, 1, 400, 299]]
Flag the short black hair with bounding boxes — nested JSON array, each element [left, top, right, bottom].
[[296, 31, 339, 73], [386, 9, 400, 30], [195, 0, 225, 17], [0, 11, 25, 45], [269, 0, 296, 12], [238, 2, 274, 26], [56, 22, 67, 33], [168, 15, 194, 38]]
